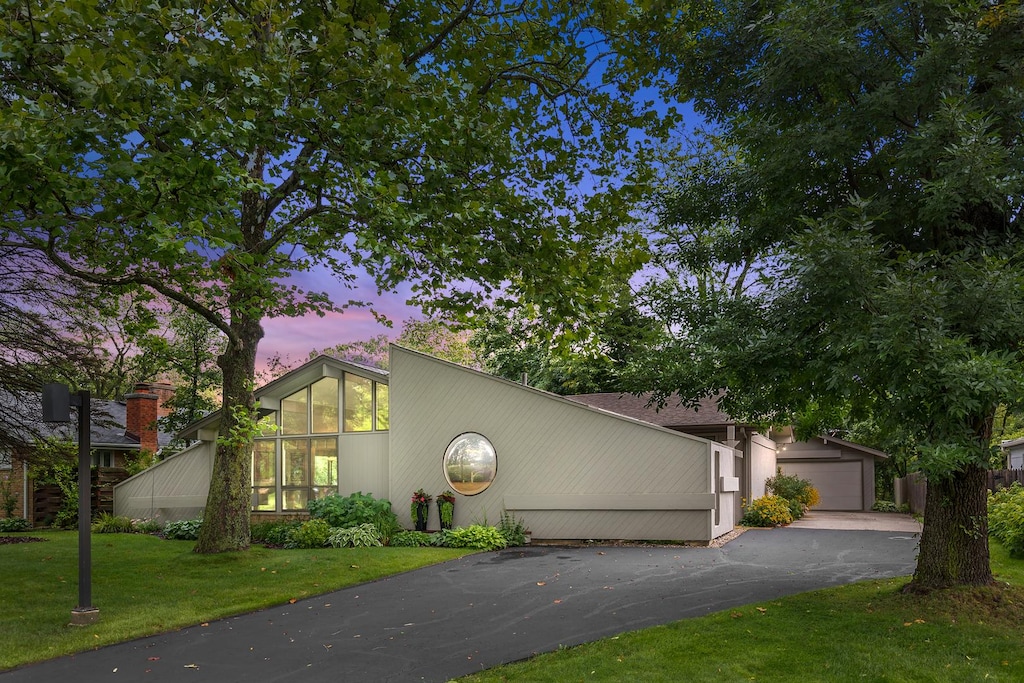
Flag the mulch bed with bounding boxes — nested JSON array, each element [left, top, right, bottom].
[[0, 535, 47, 545]]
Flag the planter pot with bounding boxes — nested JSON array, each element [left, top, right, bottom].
[[437, 500, 454, 530], [414, 503, 428, 532]]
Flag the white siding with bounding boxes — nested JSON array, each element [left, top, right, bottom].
[[389, 346, 722, 541], [748, 433, 777, 500], [339, 432, 389, 499], [114, 442, 214, 522]]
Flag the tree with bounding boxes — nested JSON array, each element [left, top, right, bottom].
[[619, 0, 1024, 589], [2, 1, 660, 552], [158, 308, 224, 451]]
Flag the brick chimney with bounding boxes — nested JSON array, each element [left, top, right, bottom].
[[125, 383, 161, 454]]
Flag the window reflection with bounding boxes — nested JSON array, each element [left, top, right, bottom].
[[443, 432, 496, 495]]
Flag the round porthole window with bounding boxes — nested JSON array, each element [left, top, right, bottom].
[[443, 432, 497, 496]]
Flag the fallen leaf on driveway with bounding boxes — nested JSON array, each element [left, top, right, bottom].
[[536, 582, 546, 586]]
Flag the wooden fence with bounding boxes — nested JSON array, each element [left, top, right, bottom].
[[894, 469, 1024, 516], [32, 468, 130, 526]]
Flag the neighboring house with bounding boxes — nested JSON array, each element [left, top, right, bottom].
[[566, 393, 887, 512], [116, 347, 740, 542], [0, 383, 175, 523], [1000, 437, 1024, 469]]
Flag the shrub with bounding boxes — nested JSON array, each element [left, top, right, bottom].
[[765, 469, 820, 519], [741, 495, 794, 527], [92, 513, 135, 533], [163, 518, 203, 540], [285, 519, 331, 549], [988, 482, 1024, 557], [132, 518, 164, 534], [871, 500, 908, 513], [443, 524, 509, 550], [497, 510, 527, 547], [308, 492, 398, 532], [0, 517, 30, 532], [327, 523, 383, 548], [429, 529, 455, 547], [388, 530, 431, 547], [251, 520, 302, 547]]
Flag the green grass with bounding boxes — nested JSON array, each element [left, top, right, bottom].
[[0, 530, 472, 670], [463, 542, 1024, 683]]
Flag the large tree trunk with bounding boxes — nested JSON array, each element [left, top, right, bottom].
[[907, 463, 993, 591], [194, 314, 264, 554]]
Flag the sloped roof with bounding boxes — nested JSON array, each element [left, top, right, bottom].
[[0, 390, 173, 451], [564, 392, 736, 428]]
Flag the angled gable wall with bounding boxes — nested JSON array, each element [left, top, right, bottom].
[[389, 346, 722, 541]]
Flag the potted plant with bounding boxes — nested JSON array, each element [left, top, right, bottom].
[[410, 489, 432, 531], [436, 490, 456, 530]]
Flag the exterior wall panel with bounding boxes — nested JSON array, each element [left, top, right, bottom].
[[389, 346, 719, 541], [339, 432, 390, 500], [114, 442, 214, 521]]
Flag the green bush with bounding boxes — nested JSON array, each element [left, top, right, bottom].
[[388, 530, 432, 547], [251, 520, 302, 546], [163, 518, 203, 540], [429, 529, 455, 547], [92, 513, 135, 533], [285, 519, 331, 549], [308, 492, 398, 532], [0, 517, 30, 532], [741, 495, 794, 527], [132, 518, 164, 534], [498, 510, 527, 547], [988, 482, 1024, 557], [443, 524, 509, 550], [871, 500, 909, 513], [765, 469, 820, 520], [327, 523, 383, 548]]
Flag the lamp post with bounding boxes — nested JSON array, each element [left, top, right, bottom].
[[42, 383, 99, 625]]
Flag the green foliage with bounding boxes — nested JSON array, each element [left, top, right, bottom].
[[251, 520, 302, 547], [0, 476, 17, 518], [765, 469, 820, 520], [308, 492, 398, 533], [124, 450, 158, 478], [92, 513, 135, 534], [163, 519, 203, 541], [740, 496, 794, 528], [0, 517, 30, 532], [429, 529, 456, 547], [132, 519, 163, 534], [388, 530, 432, 547], [437, 492, 456, 530], [988, 483, 1024, 557], [285, 519, 331, 549], [443, 525, 509, 550], [326, 523, 383, 548], [498, 511, 528, 547], [872, 500, 909, 514]]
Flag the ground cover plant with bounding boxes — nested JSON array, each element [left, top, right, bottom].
[[0, 530, 472, 670], [461, 542, 1024, 683], [989, 482, 1024, 556]]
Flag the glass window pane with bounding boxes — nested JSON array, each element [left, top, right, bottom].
[[252, 487, 276, 511], [282, 439, 308, 486], [252, 440, 276, 486], [443, 432, 497, 496], [343, 374, 373, 432], [283, 488, 308, 511], [311, 377, 339, 434], [281, 389, 308, 435], [375, 383, 389, 431], [312, 437, 338, 488]]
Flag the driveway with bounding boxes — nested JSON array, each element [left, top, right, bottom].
[[787, 511, 923, 533], [1, 528, 920, 683]]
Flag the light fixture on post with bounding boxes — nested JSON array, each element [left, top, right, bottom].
[[42, 383, 99, 626]]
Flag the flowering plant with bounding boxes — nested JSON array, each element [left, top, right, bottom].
[[410, 489, 432, 530], [437, 490, 456, 504], [411, 488, 432, 505]]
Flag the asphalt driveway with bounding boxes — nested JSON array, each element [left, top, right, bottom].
[[1, 528, 920, 683]]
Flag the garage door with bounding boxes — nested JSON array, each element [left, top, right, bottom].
[[779, 461, 863, 511]]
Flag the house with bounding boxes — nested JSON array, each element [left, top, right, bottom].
[[116, 347, 739, 542], [566, 393, 886, 512], [1000, 437, 1024, 470], [0, 383, 175, 523]]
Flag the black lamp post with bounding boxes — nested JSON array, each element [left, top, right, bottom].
[[42, 383, 99, 625]]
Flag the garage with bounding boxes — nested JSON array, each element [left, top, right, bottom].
[[776, 436, 886, 512], [779, 460, 863, 511]]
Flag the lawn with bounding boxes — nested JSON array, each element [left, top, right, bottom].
[[461, 541, 1024, 683], [0, 530, 472, 670]]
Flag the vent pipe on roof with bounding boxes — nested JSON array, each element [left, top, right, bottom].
[[521, 372, 528, 386]]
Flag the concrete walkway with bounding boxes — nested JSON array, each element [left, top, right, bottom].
[[787, 511, 923, 533], [1, 528, 920, 683]]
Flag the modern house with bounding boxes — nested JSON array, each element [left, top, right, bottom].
[[565, 393, 886, 512], [116, 347, 742, 542], [1000, 437, 1024, 470], [0, 383, 175, 522]]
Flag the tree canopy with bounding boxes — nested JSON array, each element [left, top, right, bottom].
[[620, 0, 1024, 589], [1, 0, 664, 551]]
